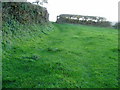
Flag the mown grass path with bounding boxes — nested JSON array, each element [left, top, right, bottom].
[[3, 23, 118, 88]]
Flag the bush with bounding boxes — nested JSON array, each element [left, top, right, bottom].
[[113, 22, 120, 30]]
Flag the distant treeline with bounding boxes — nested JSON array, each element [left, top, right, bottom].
[[56, 14, 111, 27]]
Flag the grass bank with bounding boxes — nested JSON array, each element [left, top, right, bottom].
[[2, 23, 118, 88]]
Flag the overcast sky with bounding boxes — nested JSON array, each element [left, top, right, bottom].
[[27, 0, 119, 22]]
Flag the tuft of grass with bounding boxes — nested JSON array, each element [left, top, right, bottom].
[[2, 23, 118, 88]]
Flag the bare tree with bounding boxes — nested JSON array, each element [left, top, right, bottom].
[[33, 0, 48, 5]]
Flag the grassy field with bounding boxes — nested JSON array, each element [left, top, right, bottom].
[[2, 23, 118, 88]]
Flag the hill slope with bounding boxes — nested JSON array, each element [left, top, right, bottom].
[[2, 23, 118, 88]]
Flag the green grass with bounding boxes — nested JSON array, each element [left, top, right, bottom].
[[2, 23, 118, 88]]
